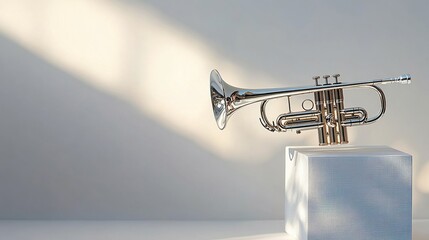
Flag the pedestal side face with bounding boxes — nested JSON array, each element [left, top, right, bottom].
[[308, 154, 412, 240], [285, 146, 412, 240]]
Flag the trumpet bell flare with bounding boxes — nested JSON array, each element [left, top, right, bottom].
[[210, 69, 227, 130]]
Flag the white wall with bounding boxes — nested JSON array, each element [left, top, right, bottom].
[[0, 0, 427, 219]]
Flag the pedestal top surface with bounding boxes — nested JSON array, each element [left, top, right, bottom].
[[287, 145, 410, 159]]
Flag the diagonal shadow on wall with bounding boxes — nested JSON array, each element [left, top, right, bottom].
[[0, 34, 284, 220]]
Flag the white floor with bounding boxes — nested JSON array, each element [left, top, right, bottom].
[[0, 220, 427, 240]]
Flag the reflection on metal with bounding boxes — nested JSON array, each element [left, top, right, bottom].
[[210, 69, 411, 145]]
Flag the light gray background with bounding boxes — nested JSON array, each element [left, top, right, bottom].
[[0, 0, 427, 220]]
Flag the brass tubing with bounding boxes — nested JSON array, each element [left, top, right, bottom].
[[277, 110, 323, 130], [341, 107, 368, 126]]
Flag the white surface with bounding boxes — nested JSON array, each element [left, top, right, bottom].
[[285, 146, 412, 240], [0, 220, 290, 240], [0, 220, 428, 240]]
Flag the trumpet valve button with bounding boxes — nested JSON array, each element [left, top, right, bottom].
[[323, 75, 330, 84], [333, 74, 340, 83], [312, 76, 320, 86]]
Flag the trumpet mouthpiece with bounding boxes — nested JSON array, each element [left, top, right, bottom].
[[397, 74, 411, 84]]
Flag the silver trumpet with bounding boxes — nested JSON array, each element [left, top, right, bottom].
[[210, 69, 411, 146]]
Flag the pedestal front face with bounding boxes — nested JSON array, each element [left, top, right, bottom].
[[285, 146, 412, 240]]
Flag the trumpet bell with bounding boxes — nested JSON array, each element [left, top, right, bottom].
[[210, 69, 228, 130]]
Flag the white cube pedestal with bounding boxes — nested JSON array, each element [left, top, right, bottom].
[[285, 146, 412, 240]]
